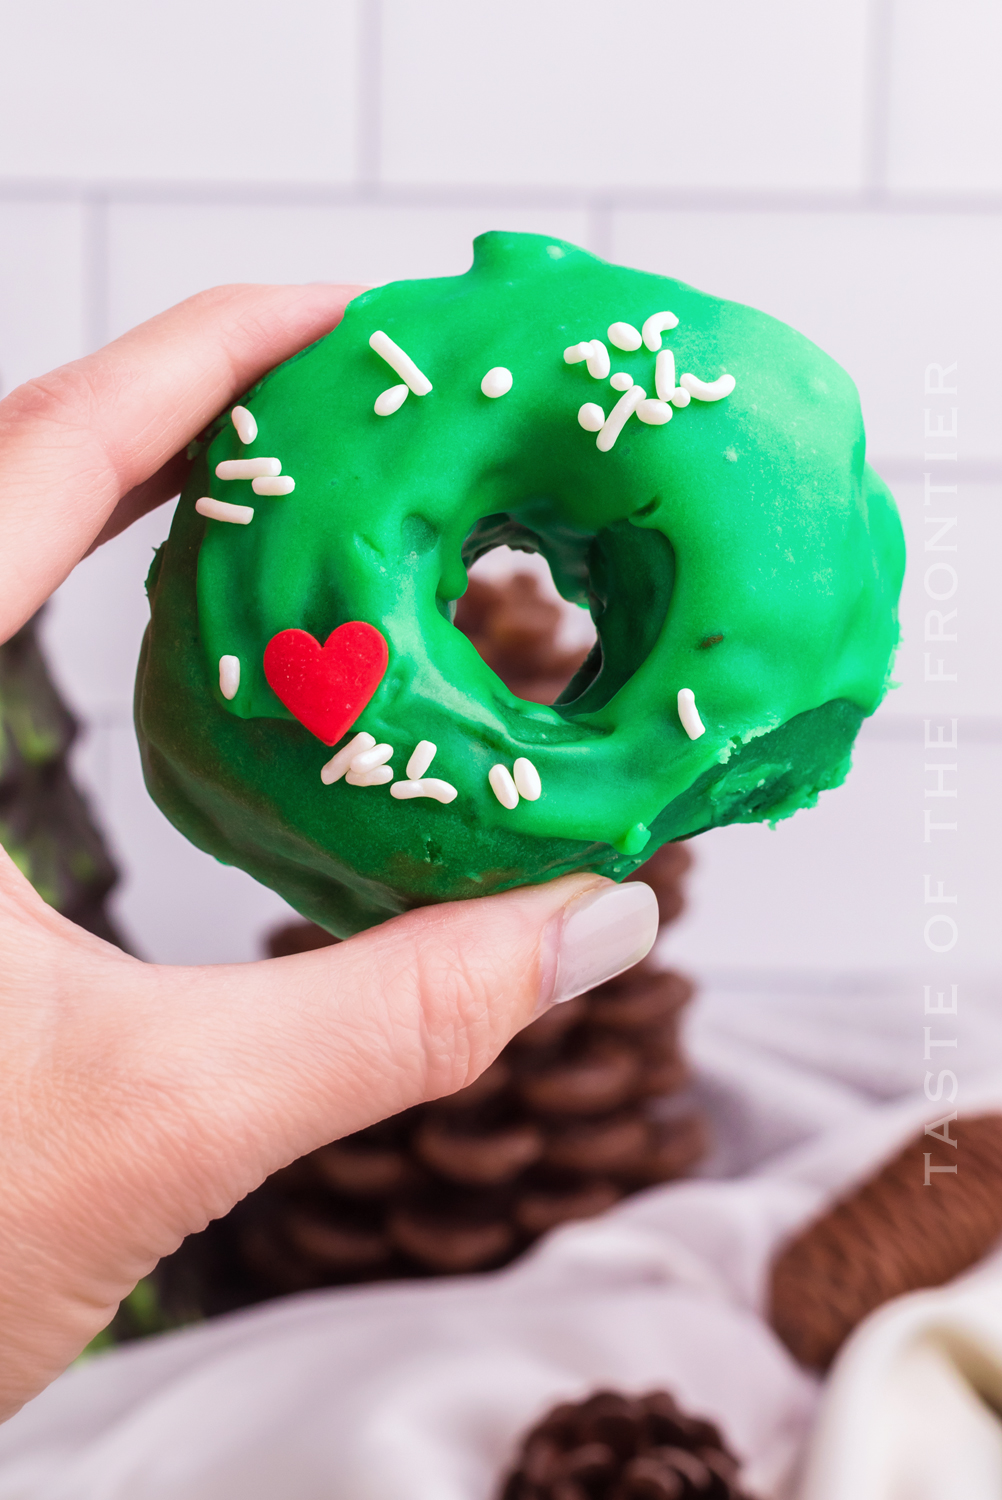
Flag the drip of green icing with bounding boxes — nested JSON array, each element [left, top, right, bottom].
[[614, 823, 652, 857], [136, 232, 905, 935]]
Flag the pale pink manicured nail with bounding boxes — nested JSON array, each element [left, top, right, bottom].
[[538, 881, 660, 1013]]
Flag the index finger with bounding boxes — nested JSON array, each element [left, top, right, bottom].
[[0, 282, 362, 642]]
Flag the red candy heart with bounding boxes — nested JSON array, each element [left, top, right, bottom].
[[263, 622, 389, 746]]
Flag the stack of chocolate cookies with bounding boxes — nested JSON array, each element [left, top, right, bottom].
[[770, 1112, 1002, 1370], [156, 572, 704, 1317], [452, 571, 597, 706]]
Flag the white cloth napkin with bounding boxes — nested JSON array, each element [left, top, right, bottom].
[[800, 1253, 1002, 1500]]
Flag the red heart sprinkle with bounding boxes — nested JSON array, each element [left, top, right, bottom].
[[263, 622, 389, 746]]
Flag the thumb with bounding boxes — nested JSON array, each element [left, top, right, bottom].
[[136, 873, 661, 1224], [3, 872, 657, 1414]]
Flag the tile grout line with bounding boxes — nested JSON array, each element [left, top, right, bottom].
[[675, 966, 995, 996], [2, 179, 1001, 218], [862, 0, 895, 202], [861, 715, 1002, 744], [81, 189, 110, 353], [870, 458, 1002, 483], [586, 199, 614, 259], [355, 0, 382, 190]]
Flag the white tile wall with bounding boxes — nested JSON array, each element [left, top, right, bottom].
[[64, 716, 296, 965], [105, 202, 593, 338], [610, 210, 1002, 464], [660, 733, 1000, 979], [0, 201, 86, 396], [0, 0, 360, 184], [889, 480, 1000, 722], [4, 0, 1000, 977], [39, 506, 298, 963], [39, 506, 170, 718], [889, 0, 1002, 195], [380, 0, 872, 192], [96, 725, 297, 966]]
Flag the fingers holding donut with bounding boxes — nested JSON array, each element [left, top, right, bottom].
[[0, 282, 362, 642], [0, 857, 656, 1418]]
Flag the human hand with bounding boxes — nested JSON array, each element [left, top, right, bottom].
[[0, 287, 658, 1420]]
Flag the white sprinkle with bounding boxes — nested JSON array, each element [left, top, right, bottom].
[[655, 349, 676, 402], [481, 367, 513, 398], [215, 457, 281, 480], [512, 757, 542, 801], [390, 778, 458, 804], [350, 742, 393, 774], [196, 496, 254, 525], [678, 688, 706, 740], [489, 764, 519, 810], [564, 341, 592, 364], [608, 321, 642, 352], [585, 340, 611, 380], [218, 655, 240, 700], [680, 372, 736, 402], [252, 475, 295, 496], [636, 399, 673, 426], [406, 740, 437, 779], [671, 386, 691, 408], [346, 765, 394, 787], [610, 372, 633, 391], [231, 406, 258, 444], [321, 731, 376, 785], [375, 383, 409, 416], [369, 330, 432, 396], [578, 402, 605, 433], [641, 310, 680, 351], [596, 385, 646, 453]]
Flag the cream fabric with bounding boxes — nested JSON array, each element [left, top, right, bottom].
[[800, 1258, 1002, 1499]]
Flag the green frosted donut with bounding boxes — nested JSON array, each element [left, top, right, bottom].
[[136, 232, 905, 936]]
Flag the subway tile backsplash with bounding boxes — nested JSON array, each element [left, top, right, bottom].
[[6, 0, 1000, 970]]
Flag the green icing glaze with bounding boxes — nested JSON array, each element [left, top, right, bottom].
[[136, 232, 905, 936]]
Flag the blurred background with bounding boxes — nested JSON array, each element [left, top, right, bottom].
[[0, 0, 998, 989]]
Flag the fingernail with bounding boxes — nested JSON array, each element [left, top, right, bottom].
[[540, 881, 660, 1012]]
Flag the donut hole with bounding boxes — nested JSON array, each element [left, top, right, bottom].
[[457, 518, 675, 713], [564, 519, 676, 712], [455, 546, 596, 706]]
